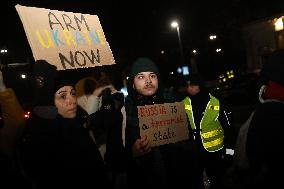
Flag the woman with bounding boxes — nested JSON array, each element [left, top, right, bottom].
[[19, 60, 110, 189]]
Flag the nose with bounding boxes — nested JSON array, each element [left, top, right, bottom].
[[67, 96, 77, 105], [146, 76, 152, 84]]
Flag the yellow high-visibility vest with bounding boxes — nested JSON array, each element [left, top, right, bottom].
[[183, 94, 224, 152]]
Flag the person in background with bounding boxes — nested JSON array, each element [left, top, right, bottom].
[[77, 75, 120, 159], [0, 70, 32, 188], [182, 73, 236, 189], [246, 49, 284, 188], [77, 77, 114, 115], [18, 60, 110, 189], [77, 68, 126, 189], [0, 70, 26, 158], [125, 57, 203, 189], [95, 83, 126, 189]]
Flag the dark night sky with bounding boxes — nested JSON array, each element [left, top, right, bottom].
[[0, 0, 284, 81]]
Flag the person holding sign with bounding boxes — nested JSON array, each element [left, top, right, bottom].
[[182, 74, 236, 189], [17, 60, 110, 189], [125, 58, 203, 189], [0, 70, 33, 188]]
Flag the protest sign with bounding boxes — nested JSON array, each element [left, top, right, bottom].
[[16, 4, 115, 70], [138, 102, 189, 147]]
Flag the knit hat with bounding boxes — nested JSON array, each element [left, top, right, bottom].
[[53, 70, 75, 94], [130, 57, 159, 78], [127, 57, 160, 98], [53, 78, 74, 94], [186, 74, 205, 87]]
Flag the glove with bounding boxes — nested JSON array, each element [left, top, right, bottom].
[[225, 148, 235, 156]]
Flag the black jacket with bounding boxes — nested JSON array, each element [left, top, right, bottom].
[[125, 87, 203, 189], [92, 91, 127, 173], [246, 100, 284, 188], [18, 107, 110, 189]]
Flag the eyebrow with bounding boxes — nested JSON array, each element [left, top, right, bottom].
[[57, 90, 67, 95], [136, 72, 155, 76]]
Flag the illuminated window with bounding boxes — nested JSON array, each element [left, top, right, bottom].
[[274, 17, 284, 31]]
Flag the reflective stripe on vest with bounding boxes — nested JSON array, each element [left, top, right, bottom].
[[203, 136, 224, 149], [183, 94, 224, 152]]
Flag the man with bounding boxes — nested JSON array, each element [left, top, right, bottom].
[[246, 49, 284, 188], [125, 58, 203, 189], [182, 74, 236, 189]]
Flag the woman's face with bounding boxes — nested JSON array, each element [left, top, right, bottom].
[[54, 86, 77, 118]]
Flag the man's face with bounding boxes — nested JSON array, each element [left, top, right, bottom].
[[54, 86, 77, 118], [133, 72, 158, 96], [186, 85, 200, 96]]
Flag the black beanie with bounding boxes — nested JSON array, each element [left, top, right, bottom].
[[53, 78, 74, 94], [187, 74, 205, 87], [130, 57, 159, 78], [54, 68, 80, 94]]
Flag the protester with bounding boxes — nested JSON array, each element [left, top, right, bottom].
[[18, 60, 110, 189], [125, 57, 203, 189], [0, 70, 32, 188], [77, 77, 117, 158], [94, 84, 127, 189], [0, 70, 26, 158], [77, 68, 127, 189], [77, 77, 114, 115], [246, 49, 284, 188], [182, 73, 236, 189]]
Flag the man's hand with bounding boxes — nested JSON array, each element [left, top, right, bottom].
[[132, 135, 151, 157], [0, 70, 7, 92]]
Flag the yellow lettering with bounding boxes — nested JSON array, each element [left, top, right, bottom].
[[36, 30, 54, 48]]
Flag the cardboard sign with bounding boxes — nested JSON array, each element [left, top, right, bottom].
[[138, 102, 189, 147], [15, 4, 115, 70]]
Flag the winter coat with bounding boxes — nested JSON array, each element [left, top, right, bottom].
[[125, 89, 203, 189], [18, 107, 110, 189], [0, 88, 25, 157], [246, 100, 284, 188]]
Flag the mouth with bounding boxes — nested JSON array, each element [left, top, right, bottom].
[[68, 107, 77, 113], [144, 85, 154, 89]]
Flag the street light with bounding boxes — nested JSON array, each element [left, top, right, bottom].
[[171, 21, 184, 65], [0, 49, 8, 54], [209, 35, 217, 40]]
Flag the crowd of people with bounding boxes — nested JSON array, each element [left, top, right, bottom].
[[0, 49, 283, 189]]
